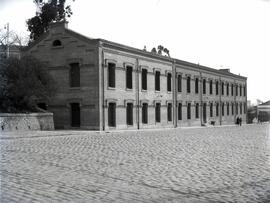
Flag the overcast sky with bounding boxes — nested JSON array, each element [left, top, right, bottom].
[[1, 0, 269, 104]]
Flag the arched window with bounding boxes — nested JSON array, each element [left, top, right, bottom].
[[52, 39, 62, 47]]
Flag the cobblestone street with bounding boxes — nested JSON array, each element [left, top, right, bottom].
[[1, 124, 270, 203]]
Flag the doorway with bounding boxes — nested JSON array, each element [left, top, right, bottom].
[[71, 103, 80, 127]]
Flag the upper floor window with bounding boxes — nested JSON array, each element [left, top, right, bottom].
[[187, 76, 191, 93], [221, 82, 224, 95], [142, 69, 147, 90], [126, 66, 133, 89], [108, 63, 116, 88], [240, 85, 242, 96], [236, 85, 238, 96], [155, 71, 160, 91], [195, 78, 199, 94], [231, 84, 234, 96], [70, 63, 80, 87], [177, 75, 182, 92], [216, 81, 219, 95], [226, 83, 229, 96], [203, 79, 206, 94], [167, 73, 172, 92], [52, 39, 62, 47], [244, 86, 246, 96], [209, 80, 213, 94]]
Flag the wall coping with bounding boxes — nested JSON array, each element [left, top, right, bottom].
[[0, 113, 53, 117]]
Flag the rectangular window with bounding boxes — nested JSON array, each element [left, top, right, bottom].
[[108, 102, 116, 127], [227, 83, 229, 96], [240, 103, 242, 114], [236, 85, 238, 96], [70, 63, 80, 87], [70, 103, 80, 127], [236, 103, 238, 114], [167, 103, 172, 122], [178, 103, 182, 120], [155, 103, 161, 122], [244, 86, 246, 96], [227, 103, 230, 115], [155, 71, 160, 91], [195, 103, 199, 118], [142, 103, 148, 124], [231, 84, 234, 96], [178, 75, 182, 92], [167, 73, 172, 92], [195, 78, 199, 94], [187, 76, 191, 93], [126, 66, 133, 89], [222, 103, 224, 116], [108, 63, 116, 88], [221, 82, 224, 95], [203, 79, 206, 94], [232, 103, 234, 115], [244, 103, 246, 114], [216, 103, 219, 116], [142, 69, 147, 90], [210, 103, 213, 117], [216, 81, 219, 95], [187, 103, 191, 119], [126, 103, 133, 125], [209, 80, 213, 94], [240, 85, 242, 96]]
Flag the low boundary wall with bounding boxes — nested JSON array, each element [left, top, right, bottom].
[[0, 113, 54, 131]]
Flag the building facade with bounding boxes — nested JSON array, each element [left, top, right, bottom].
[[24, 22, 247, 130]]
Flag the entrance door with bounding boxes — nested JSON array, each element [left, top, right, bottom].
[[203, 103, 207, 123], [71, 103, 80, 127]]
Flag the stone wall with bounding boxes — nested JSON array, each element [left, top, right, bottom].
[[0, 113, 54, 131]]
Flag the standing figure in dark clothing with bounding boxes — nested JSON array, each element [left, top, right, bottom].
[[236, 117, 239, 125], [239, 117, 242, 126]]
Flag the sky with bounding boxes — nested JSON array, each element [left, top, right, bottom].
[[0, 0, 270, 104]]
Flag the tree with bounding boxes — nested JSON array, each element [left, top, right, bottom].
[[151, 45, 170, 57], [0, 56, 56, 113], [27, 0, 74, 41]]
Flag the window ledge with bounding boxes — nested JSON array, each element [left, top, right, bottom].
[[155, 90, 160, 93], [108, 87, 116, 90], [69, 87, 81, 90], [141, 89, 147, 92], [126, 88, 133, 91], [167, 91, 172, 94]]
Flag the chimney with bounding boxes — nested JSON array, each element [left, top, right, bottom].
[[219, 68, 230, 73], [49, 21, 68, 34]]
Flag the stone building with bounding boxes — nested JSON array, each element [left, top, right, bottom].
[[23, 22, 247, 130]]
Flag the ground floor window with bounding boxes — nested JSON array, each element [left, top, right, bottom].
[[167, 103, 172, 122], [232, 103, 234, 115], [126, 103, 133, 125], [216, 103, 219, 116], [210, 103, 213, 117], [236, 103, 238, 114], [187, 103, 191, 119], [178, 103, 182, 120], [240, 103, 242, 114], [142, 103, 148, 124], [155, 103, 161, 122], [227, 103, 230, 115], [222, 103, 224, 116], [195, 103, 199, 118], [70, 103, 80, 127], [108, 102, 116, 127]]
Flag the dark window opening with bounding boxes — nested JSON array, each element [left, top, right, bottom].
[[195, 78, 199, 94], [126, 103, 133, 125], [142, 69, 147, 90], [142, 103, 148, 124], [231, 84, 234, 96], [108, 103, 116, 127], [210, 103, 213, 117], [236, 85, 238, 96], [187, 103, 191, 119], [236, 103, 238, 114], [167, 73, 172, 92], [226, 83, 229, 96], [126, 66, 133, 89], [232, 104, 234, 115], [209, 80, 213, 94], [196, 103, 199, 118], [178, 75, 182, 92], [222, 103, 224, 116], [167, 103, 172, 122], [52, 39, 62, 46], [244, 86, 246, 96], [155, 71, 160, 91], [216, 103, 219, 116], [155, 103, 161, 122], [203, 79, 206, 94], [71, 103, 80, 127], [244, 103, 246, 114], [70, 63, 80, 87], [187, 76, 191, 93], [108, 63, 116, 88], [240, 85, 242, 96], [221, 82, 224, 95], [227, 103, 230, 115], [240, 103, 242, 114], [178, 103, 182, 120], [216, 81, 219, 95]]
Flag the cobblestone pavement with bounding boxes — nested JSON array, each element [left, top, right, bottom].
[[1, 124, 270, 203]]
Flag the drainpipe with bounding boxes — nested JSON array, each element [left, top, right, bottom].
[[199, 66, 203, 126], [219, 77, 222, 125], [234, 79, 236, 123], [136, 58, 140, 129], [173, 59, 177, 128], [101, 47, 105, 131], [245, 80, 247, 124]]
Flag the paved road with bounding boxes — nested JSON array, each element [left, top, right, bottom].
[[1, 124, 270, 203]]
